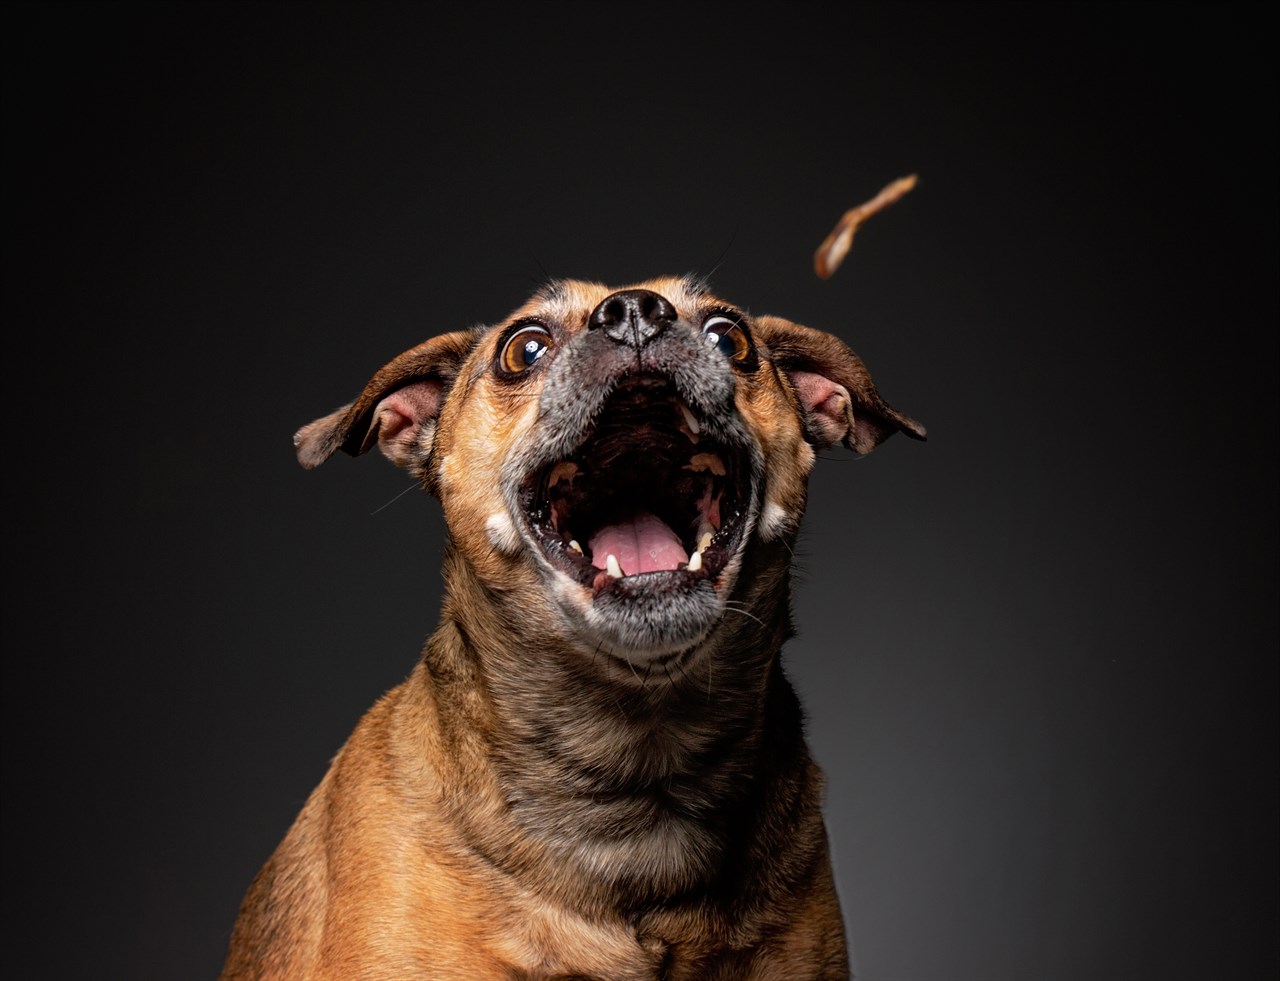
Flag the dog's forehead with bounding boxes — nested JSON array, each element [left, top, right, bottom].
[[503, 276, 725, 328]]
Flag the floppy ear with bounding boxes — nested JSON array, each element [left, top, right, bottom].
[[293, 328, 481, 471], [754, 315, 926, 454]]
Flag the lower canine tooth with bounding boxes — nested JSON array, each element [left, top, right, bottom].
[[606, 554, 623, 578], [687, 550, 703, 573]]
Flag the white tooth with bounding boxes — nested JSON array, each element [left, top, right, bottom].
[[679, 403, 702, 436], [687, 550, 703, 573], [606, 554, 623, 578], [568, 539, 583, 554]]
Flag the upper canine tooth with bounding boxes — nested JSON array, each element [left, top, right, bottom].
[[687, 550, 703, 573], [606, 554, 623, 578], [697, 530, 713, 552], [679, 403, 702, 439], [568, 539, 583, 554], [684, 453, 726, 476]]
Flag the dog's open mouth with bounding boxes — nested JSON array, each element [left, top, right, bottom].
[[518, 374, 751, 595]]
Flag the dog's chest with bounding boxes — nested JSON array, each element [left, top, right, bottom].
[[493, 900, 669, 981]]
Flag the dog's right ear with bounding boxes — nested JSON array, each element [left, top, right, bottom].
[[293, 328, 481, 471], [754, 316, 926, 455]]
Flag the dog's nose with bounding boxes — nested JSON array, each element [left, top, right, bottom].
[[587, 289, 676, 348]]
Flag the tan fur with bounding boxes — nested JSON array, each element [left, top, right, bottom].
[[220, 278, 924, 980]]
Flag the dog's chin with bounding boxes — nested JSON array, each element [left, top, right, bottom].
[[545, 561, 743, 666]]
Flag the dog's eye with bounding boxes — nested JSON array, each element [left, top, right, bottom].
[[702, 316, 750, 362], [499, 326, 553, 375]]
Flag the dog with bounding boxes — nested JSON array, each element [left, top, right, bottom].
[[219, 275, 925, 980]]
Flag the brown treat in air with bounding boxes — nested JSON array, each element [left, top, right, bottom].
[[814, 174, 918, 279]]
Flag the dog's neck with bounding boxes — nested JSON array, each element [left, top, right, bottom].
[[419, 540, 823, 920]]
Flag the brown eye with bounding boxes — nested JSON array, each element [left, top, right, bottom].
[[702, 315, 750, 362], [499, 325, 553, 375]]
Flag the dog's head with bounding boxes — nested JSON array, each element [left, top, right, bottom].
[[296, 276, 924, 668]]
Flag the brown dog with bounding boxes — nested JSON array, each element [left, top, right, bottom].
[[219, 276, 925, 980]]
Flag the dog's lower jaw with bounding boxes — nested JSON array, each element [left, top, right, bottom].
[[509, 491, 762, 665], [546, 570, 722, 666]]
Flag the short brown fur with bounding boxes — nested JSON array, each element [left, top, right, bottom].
[[220, 277, 924, 980]]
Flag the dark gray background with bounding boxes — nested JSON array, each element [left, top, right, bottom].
[[6, 3, 1276, 979]]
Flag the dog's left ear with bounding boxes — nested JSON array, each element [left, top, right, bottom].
[[754, 316, 926, 454], [293, 328, 481, 471]]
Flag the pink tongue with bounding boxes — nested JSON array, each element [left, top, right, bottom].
[[589, 512, 689, 576]]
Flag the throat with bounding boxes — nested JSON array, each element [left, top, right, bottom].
[[434, 545, 799, 905], [480, 654, 774, 898]]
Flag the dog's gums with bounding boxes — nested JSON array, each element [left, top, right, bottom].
[[518, 373, 750, 593]]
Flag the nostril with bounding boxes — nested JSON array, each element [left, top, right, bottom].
[[637, 291, 675, 326], [588, 289, 676, 347], [601, 298, 627, 328]]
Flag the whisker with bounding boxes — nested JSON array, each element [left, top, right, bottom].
[[696, 226, 738, 285], [722, 602, 767, 629], [672, 655, 692, 689], [622, 653, 642, 684], [370, 480, 421, 515]]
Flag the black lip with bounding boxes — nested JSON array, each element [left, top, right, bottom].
[[517, 373, 751, 593]]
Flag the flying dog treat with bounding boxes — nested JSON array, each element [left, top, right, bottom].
[[814, 174, 918, 279]]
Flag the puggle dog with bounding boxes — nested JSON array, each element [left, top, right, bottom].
[[220, 276, 925, 981]]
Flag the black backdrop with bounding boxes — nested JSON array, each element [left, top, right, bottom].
[[6, 3, 1276, 979]]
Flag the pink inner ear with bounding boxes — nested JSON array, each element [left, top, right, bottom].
[[375, 397, 416, 444], [791, 369, 852, 447], [790, 370, 839, 413], [366, 380, 444, 451]]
